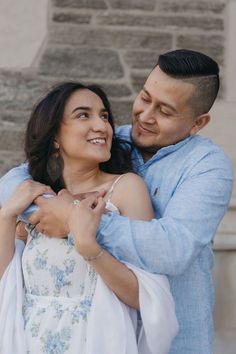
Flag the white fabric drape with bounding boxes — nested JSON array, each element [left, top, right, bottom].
[[0, 240, 26, 354], [0, 242, 178, 354]]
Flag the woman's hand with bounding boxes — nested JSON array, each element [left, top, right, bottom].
[[1, 180, 54, 220], [67, 193, 106, 258]]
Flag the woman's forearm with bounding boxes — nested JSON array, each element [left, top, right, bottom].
[[80, 243, 139, 310], [0, 209, 17, 279]]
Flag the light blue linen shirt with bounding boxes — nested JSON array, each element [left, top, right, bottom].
[[0, 125, 233, 354], [98, 126, 233, 354]]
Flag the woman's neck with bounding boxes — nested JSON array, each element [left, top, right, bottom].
[[62, 164, 108, 195]]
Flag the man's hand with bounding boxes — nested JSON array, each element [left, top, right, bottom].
[[28, 189, 107, 237], [29, 190, 73, 237], [15, 221, 28, 244]]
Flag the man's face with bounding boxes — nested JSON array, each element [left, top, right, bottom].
[[131, 66, 198, 160]]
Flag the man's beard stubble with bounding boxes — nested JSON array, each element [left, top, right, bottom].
[[131, 135, 159, 162]]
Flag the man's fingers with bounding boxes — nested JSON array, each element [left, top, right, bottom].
[[28, 210, 42, 225], [34, 196, 46, 206]]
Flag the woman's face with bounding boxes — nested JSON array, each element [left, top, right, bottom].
[[56, 89, 113, 166]]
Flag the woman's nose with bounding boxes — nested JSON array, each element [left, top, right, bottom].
[[92, 115, 107, 131]]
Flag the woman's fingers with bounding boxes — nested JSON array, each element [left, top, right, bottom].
[[93, 197, 106, 216]]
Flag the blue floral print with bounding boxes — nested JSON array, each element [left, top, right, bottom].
[[41, 327, 71, 354], [22, 230, 97, 353]]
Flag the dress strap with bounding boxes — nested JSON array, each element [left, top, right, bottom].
[[107, 175, 126, 204]]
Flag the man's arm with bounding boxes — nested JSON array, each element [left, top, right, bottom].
[[0, 164, 37, 222], [97, 151, 233, 276]]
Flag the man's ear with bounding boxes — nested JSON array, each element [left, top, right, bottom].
[[190, 113, 211, 135]]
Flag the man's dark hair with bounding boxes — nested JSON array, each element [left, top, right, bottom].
[[24, 82, 132, 192], [156, 49, 220, 116]]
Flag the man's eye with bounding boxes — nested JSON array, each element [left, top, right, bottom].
[[160, 110, 171, 117], [141, 96, 149, 102]]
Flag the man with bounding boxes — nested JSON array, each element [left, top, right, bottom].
[[0, 49, 233, 353]]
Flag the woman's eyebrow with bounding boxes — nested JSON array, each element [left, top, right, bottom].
[[71, 106, 91, 114]]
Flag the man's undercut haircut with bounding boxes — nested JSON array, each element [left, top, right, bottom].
[[157, 49, 220, 116]]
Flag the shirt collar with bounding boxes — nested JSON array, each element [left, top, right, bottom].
[[132, 135, 195, 171]]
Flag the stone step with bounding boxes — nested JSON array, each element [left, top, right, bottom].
[[213, 330, 236, 354]]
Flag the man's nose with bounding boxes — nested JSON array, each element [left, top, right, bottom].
[[138, 106, 156, 124]]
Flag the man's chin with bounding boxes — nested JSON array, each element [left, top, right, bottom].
[[132, 137, 159, 155]]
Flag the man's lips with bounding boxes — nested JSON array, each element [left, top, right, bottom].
[[137, 123, 157, 135]]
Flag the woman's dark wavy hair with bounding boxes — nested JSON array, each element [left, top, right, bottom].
[[24, 82, 133, 192]]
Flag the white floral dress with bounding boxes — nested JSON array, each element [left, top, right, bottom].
[[22, 177, 123, 354], [22, 228, 98, 354]]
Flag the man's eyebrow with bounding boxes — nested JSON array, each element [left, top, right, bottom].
[[142, 87, 151, 97], [142, 86, 178, 113]]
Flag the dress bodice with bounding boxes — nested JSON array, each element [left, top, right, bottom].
[[22, 227, 96, 298]]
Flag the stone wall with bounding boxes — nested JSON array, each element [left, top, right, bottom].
[[0, 1, 236, 352], [0, 0, 227, 174]]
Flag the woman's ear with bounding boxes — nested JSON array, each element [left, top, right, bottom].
[[190, 113, 211, 135]]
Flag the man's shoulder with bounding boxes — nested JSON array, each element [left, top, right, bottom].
[[188, 135, 231, 162], [183, 135, 233, 177]]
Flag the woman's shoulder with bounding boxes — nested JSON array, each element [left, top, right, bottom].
[[108, 172, 154, 220], [114, 172, 146, 188], [107, 173, 149, 203]]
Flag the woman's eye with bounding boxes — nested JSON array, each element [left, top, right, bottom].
[[101, 113, 109, 121], [77, 112, 88, 119]]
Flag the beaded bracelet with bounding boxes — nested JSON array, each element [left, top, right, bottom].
[[83, 249, 104, 262]]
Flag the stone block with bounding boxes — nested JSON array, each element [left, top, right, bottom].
[[50, 24, 172, 51], [0, 71, 54, 111], [51, 0, 107, 9], [107, 0, 155, 11], [0, 110, 29, 127], [86, 82, 132, 98], [38, 46, 124, 79], [214, 330, 236, 354], [0, 128, 24, 151], [110, 99, 133, 125], [177, 34, 224, 65], [52, 10, 91, 25], [131, 71, 149, 93], [124, 51, 160, 70], [0, 150, 24, 177], [156, 0, 226, 15], [217, 207, 236, 234], [96, 13, 224, 31], [213, 251, 236, 329]]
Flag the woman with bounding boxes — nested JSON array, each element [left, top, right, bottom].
[[0, 82, 178, 354]]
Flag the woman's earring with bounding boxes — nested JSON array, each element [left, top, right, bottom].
[[47, 147, 63, 182]]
